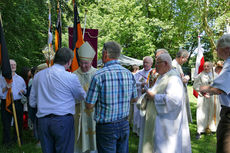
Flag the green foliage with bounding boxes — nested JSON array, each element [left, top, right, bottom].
[[0, 0, 48, 71], [0, 0, 229, 70]]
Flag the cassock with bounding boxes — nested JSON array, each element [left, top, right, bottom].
[[73, 67, 97, 153], [193, 71, 221, 133]]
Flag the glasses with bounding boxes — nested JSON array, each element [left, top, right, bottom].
[[155, 61, 165, 65]]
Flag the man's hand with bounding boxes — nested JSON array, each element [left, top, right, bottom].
[[199, 85, 223, 96], [19, 90, 25, 95], [182, 75, 190, 83], [2, 83, 12, 93], [199, 85, 210, 96], [146, 90, 155, 100], [85, 102, 95, 109], [6, 83, 12, 89]]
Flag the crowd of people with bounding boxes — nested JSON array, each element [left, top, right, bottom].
[[0, 34, 230, 153]]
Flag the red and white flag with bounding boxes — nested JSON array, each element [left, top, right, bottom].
[[193, 35, 205, 98]]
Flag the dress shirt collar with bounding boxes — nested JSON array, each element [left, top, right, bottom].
[[53, 64, 66, 71], [104, 60, 120, 67]]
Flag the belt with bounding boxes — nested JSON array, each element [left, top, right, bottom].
[[44, 113, 72, 118], [1, 99, 21, 102], [97, 116, 128, 125]]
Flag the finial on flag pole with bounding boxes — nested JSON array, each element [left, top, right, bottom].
[[83, 9, 88, 39], [0, 12, 2, 27]]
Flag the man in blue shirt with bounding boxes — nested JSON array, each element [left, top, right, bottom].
[[0, 59, 26, 146], [200, 34, 230, 153], [86, 41, 138, 153], [30, 47, 86, 153]]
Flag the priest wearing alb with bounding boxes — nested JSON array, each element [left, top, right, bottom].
[[133, 56, 153, 136], [142, 53, 191, 153], [73, 42, 97, 153], [193, 62, 221, 139], [172, 49, 193, 123]]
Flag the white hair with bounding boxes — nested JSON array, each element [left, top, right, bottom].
[[143, 56, 153, 63], [157, 53, 172, 67], [204, 61, 213, 67], [155, 48, 169, 55], [217, 34, 230, 48]]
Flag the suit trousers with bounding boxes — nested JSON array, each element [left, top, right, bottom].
[[38, 114, 75, 153]]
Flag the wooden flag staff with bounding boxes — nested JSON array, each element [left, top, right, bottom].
[[11, 92, 21, 147]]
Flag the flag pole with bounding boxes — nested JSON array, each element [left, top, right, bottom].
[[11, 92, 21, 147], [211, 66, 217, 125], [0, 12, 2, 27], [83, 9, 88, 39], [48, 0, 51, 67]]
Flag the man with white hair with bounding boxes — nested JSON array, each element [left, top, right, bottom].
[[143, 53, 191, 153], [133, 56, 153, 135], [73, 42, 97, 153], [137, 49, 169, 153], [172, 49, 193, 123], [199, 34, 230, 153], [0, 59, 26, 145], [193, 62, 221, 139]]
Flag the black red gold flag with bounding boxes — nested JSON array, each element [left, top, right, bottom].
[[71, 1, 84, 72], [0, 20, 12, 112], [55, 1, 62, 52]]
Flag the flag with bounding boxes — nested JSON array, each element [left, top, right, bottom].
[[0, 20, 12, 112], [47, 1, 54, 66], [55, 1, 62, 52], [48, 3, 53, 48], [193, 35, 205, 98], [71, 0, 84, 72]]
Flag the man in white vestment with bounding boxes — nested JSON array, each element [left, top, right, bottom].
[[172, 49, 193, 123], [133, 56, 153, 135], [143, 53, 191, 153], [137, 49, 169, 153], [193, 62, 221, 139], [73, 42, 97, 153]]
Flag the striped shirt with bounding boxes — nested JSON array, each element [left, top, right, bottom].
[[86, 60, 138, 123]]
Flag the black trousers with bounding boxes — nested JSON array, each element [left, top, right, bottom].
[[1, 99, 23, 145], [216, 105, 230, 153]]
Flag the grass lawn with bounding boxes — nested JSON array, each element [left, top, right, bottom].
[[0, 86, 216, 153]]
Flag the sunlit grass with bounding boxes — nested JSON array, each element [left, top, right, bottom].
[[0, 86, 216, 153]]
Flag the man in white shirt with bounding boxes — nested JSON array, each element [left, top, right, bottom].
[[0, 59, 26, 146], [30, 47, 86, 153]]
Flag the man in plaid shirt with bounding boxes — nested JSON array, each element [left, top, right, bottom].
[[86, 41, 138, 153]]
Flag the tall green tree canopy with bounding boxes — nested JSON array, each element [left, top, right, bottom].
[[0, 0, 229, 71]]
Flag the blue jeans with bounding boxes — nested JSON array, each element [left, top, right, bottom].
[[38, 114, 74, 153], [96, 119, 129, 153]]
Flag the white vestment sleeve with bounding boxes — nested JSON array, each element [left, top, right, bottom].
[[154, 76, 184, 115]]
